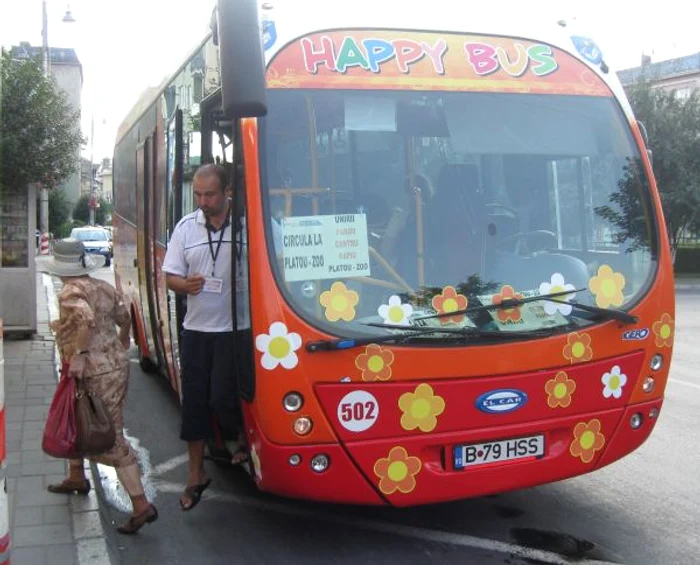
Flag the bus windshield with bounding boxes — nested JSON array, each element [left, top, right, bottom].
[[261, 89, 657, 341]]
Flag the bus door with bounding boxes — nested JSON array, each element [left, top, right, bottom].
[[135, 134, 165, 373]]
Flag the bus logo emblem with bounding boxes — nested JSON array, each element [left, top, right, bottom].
[[475, 389, 528, 414], [622, 328, 649, 341]]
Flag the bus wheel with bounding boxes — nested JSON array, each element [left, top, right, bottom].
[[139, 353, 159, 374]]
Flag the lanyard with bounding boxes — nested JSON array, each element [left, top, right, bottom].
[[206, 223, 226, 277]]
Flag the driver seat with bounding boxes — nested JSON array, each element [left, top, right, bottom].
[[423, 164, 485, 286]]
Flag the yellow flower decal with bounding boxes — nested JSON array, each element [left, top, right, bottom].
[[562, 332, 593, 364], [373, 446, 422, 495], [355, 344, 395, 382], [589, 265, 625, 308], [398, 384, 445, 432], [431, 286, 468, 325], [320, 281, 359, 322], [544, 371, 576, 408], [570, 419, 605, 463], [652, 313, 674, 348]]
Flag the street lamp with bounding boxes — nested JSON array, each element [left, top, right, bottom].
[[38, 1, 75, 253]]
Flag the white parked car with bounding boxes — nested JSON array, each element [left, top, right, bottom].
[[69, 227, 113, 267]]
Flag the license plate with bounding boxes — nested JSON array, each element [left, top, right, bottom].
[[454, 435, 545, 469]]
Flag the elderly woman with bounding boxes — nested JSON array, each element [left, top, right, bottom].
[[37, 239, 157, 535]]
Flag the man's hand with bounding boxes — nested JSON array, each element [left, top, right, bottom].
[[183, 274, 206, 295]]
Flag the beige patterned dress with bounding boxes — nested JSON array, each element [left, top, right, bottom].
[[51, 276, 137, 468]]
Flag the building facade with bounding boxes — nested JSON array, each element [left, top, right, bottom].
[[617, 52, 700, 98]]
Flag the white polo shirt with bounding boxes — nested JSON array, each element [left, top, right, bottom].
[[163, 209, 249, 332]]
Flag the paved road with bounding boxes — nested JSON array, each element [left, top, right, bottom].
[[89, 267, 699, 565]]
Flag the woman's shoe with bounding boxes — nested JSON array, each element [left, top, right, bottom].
[[117, 504, 158, 535], [47, 479, 91, 495]]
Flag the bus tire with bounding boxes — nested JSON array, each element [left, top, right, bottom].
[[132, 313, 159, 374]]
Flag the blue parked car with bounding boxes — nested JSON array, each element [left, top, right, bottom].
[[69, 227, 112, 267]]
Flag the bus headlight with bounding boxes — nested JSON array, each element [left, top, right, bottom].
[[289, 454, 301, 466], [293, 416, 313, 436], [283, 392, 303, 412], [310, 454, 329, 473], [642, 376, 655, 393], [650, 354, 664, 371], [649, 408, 659, 419], [630, 413, 643, 429]]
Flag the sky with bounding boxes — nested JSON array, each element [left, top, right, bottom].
[[2, 0, 699, 163]]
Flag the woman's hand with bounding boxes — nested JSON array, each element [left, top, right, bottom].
[[68, 353, 87, 378]]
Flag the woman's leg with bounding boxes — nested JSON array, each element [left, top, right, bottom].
[[115, 464, 150, 516]]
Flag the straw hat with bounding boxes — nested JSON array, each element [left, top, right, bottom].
[[36, 238, 105, 276]]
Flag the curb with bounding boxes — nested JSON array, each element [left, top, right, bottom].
[[40, 274, 114, 565]]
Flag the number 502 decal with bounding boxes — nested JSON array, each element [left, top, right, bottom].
[[337, 390, 379, 432]]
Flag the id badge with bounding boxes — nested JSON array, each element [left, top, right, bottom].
[[202, 277, 223, 294]]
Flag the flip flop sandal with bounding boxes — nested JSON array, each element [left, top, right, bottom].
[[47, 479, 91, 495], [179, 478, 212, 511], [117, 504, 158, 535]]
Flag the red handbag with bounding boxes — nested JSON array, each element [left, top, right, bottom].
[[42, 363, 79, 458]]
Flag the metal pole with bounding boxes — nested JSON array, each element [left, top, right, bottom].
[[39, 0, 50, 254]]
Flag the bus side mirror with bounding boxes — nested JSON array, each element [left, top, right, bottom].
[[216, 0, 268, 118]]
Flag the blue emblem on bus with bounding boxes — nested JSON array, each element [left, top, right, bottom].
[[476, 389, 528, 414], [622, 328, 650, 341], [570, 36, 603, 65]]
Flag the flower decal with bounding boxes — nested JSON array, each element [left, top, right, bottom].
[[355, 344, 395, 382], [601, 365, 627, 399], [589, 265, 625, 308], [255, 322, 302, 370], [320, 281, 359, 322], [652, 313, 674, 348], [373, 446, 422, 495], [398, 384, 445, 432], [538, 273, 576, 316], [431, 286, 468, 325], [544, 371, 576, 408], [492, 285, 523, 323], [562, 332, 593, 364], [570, 419, 605, 463], [378, 295, 413, 326]]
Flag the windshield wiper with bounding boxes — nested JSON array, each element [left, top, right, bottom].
[[416, 287, 638, 326], [306, 325, 553, 353]]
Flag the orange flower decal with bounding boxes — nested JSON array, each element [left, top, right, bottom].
[[589, 265, 625, 308], [355, 344, 395, 382], [398, 384, 445, 432], [652, 313, 674, 348], [570, 419, 605, 463], [562, 332, 593, 364], [492, 285, 523, 323], [373, 446, 422, 495], [431, 286, 468, 325], [545, 371, 576, 408], [320, 281, 359, 322]]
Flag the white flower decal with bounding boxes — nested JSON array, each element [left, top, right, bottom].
[[539, 273, 576, 316], [255, 322, 302, 370], [601, 365, 627, 399], [377, 295, 413, 326]]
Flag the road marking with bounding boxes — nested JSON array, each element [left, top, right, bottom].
[[152, 479, 618, 565], [668, 378, 700, 390], [152, 453, 189, 475]]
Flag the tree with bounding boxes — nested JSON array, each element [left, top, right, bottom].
[[0, 50, 84, 192], [73, 194, 112, 226], [625, 80, 700, 252]]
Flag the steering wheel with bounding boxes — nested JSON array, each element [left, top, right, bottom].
[[496, 229, 557, 256]]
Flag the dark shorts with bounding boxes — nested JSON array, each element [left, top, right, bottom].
[[179, 329, 242, 442]]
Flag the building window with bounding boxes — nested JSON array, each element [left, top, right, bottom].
[[675, 87, 691, 101]]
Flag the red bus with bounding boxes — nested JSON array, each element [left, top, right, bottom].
[[113, 0, 675, 506]]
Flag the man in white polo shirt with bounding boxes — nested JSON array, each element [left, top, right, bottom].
[[163, 163, 246, 511]]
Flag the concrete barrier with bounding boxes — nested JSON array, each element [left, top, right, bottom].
[[0, 318, 9, 564]]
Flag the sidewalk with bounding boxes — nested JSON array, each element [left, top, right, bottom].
[[3, 273, 111, 565], [673, 274, 700, 290]]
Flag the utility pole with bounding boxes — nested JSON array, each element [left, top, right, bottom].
[[39, 0, 50, 254]]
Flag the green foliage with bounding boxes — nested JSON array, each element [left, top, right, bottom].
[[73, 194, 111, 225], [48, 189, 71, 236], [625, 80, 700, 251], [0, 50, 84, 192]]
